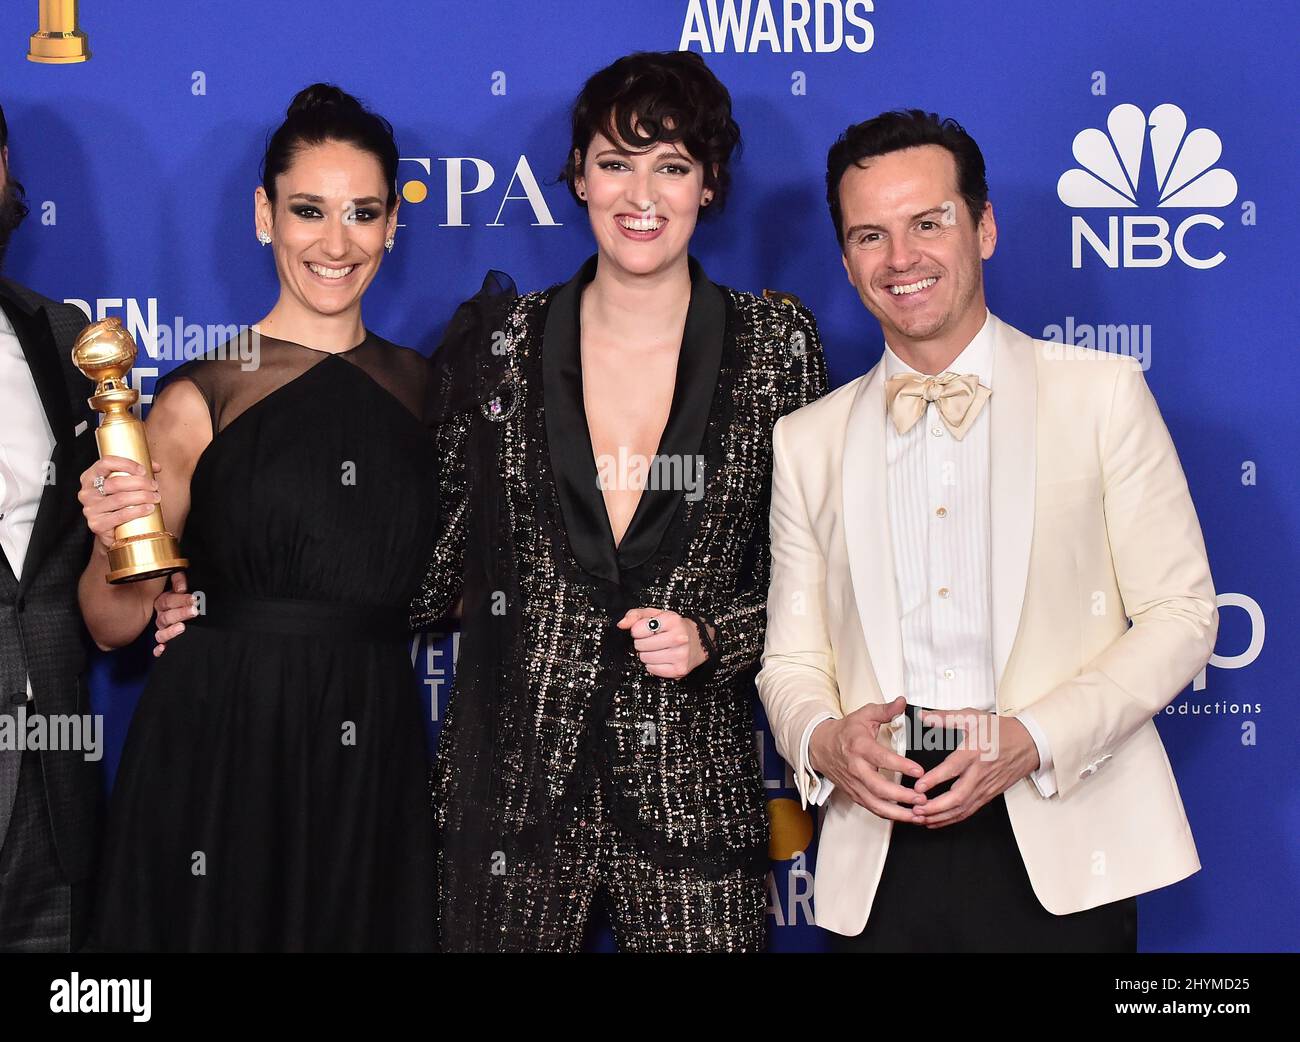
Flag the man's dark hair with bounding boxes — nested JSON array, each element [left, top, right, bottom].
[[562, 50, 741, 218], [825, 109, 989, 248], [0, 99, 31, 270]]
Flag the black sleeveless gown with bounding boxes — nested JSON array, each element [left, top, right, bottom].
[[89, 331, 439, 951]]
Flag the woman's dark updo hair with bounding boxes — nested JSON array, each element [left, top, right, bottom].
[[562, 51, 741, 218], [261, 83, 400, 210]]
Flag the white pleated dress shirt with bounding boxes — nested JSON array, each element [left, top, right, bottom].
[[800, 311, 1056, 803]]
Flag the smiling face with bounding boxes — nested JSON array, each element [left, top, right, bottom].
[[573, 126, 713, 278], [837, 144, 996, 355], [254, 139, 398, 321]]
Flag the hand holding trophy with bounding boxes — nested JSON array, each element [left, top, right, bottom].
[[72, 318, 187, 583]]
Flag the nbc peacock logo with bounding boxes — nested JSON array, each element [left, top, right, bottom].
[[1058, 103, 1238, 270]]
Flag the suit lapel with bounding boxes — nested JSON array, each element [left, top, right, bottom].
[[988, 314, 1038, 690], [541, 256, 622, 587], [841, 361, 905, 702], [618, 257, 724, 570], [0, 294, 73, 446], [0, 293, 79, 594], [541, 254, 725, 587]]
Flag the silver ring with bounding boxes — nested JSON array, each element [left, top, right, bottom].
[[646, 617, 660, 632], [93, 474, 107, 497]]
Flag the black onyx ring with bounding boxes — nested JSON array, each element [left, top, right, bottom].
[[646, 617, 661, 632]]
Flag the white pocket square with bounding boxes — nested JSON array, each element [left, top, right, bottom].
[[74, 420, 89, 437]]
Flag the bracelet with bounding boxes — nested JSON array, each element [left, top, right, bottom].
[[686, 612, 719, 665]]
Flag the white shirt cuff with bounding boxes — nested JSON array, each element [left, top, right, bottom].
[[1015, 709, 1057, 798], [799, 712, 838, 807]]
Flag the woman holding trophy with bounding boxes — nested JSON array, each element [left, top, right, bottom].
[[75, 84, 453, 951]]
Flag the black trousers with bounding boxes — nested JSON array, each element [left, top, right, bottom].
[[0, 749, 81, 952], [831, 705, 1137, 953]]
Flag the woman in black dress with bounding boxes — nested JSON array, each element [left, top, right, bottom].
[[76, 85, 442, 951], [414, 51, 828, 951]]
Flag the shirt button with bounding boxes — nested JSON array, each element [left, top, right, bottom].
[[937, 586, 950, 599], [935, 506, 948, 518], [942, 668, 956, 680], [930, 425, 945, 437]]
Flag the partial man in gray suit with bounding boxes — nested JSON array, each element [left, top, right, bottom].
[[0, 98, 101, 951]]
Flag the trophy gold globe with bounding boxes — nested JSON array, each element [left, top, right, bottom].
[[28, 1, 91, 64], [72, 318, 187, 584]]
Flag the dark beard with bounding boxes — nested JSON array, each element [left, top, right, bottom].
[[0, 177, 31, 273]]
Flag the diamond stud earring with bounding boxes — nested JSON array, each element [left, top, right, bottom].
[[384, 237, 395, 253], [257, 231, 271, 245]]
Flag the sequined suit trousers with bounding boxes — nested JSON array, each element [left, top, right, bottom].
[[481, 773, 767, 953]]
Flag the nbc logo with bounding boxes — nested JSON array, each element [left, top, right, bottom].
[[1058, 104, 1238, 269]]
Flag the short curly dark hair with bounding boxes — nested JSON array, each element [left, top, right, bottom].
[[562, 51, 741, 218], [826, 110, 989, 249]]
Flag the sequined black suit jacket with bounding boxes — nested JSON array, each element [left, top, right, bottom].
[[413, 255, 827, 883]]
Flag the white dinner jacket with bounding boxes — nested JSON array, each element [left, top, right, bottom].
[[756, 312, 1217, 934]]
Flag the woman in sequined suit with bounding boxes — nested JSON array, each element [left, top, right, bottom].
[[412, 51, 828, 952]]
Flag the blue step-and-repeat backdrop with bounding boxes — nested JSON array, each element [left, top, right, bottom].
[[2, 0, 1294, 951]]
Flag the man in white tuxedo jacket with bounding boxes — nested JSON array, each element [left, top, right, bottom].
[[756, 110, 1217, 951]]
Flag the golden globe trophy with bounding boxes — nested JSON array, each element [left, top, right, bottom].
[[72, 318, 187, 584], [28, 1, 91, 64]]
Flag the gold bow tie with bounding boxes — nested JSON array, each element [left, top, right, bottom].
[[884, 371, 991, 441]]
